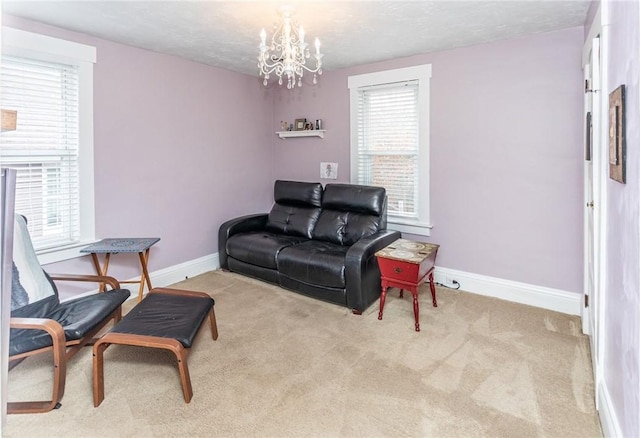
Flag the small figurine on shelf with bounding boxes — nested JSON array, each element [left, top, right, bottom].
[[289, 123, 294, 131], [316, 119, 322, 130]]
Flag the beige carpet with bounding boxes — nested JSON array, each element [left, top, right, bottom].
[[5, 270, 602, 437]]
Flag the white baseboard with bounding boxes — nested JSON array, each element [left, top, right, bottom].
[[61, 252, 220, 301], [146, 253, 220, 288], [434, 267, 582, 316], [598, 380, 623, 437], [67, 254, 580, 316]]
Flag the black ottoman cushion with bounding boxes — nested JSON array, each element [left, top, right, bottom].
[[112, 292, 214, 348]]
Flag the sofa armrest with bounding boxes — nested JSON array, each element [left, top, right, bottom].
[[218, 214, 268, 270], [344, 230, 401, 313]]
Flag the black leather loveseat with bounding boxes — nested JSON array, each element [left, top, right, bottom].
[[218, 180, 400, 314]]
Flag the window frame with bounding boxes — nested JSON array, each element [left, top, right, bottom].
[[348, 64, 432, 236], [2, 27, 96, 264]]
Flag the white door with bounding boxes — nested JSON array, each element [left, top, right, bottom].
[[583, 32, 602, 403], [584, 58, 595, 336]]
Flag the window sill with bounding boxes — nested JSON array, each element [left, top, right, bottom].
[[36, 239, 97, 265], [387, 219, 432, 237]]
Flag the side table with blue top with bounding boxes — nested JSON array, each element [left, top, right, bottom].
[[81, 238, 160, 301]]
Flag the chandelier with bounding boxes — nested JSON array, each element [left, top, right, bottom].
[[258, 8, 323, 89]]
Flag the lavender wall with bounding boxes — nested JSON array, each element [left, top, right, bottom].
[[3, 16, 275, 297], [273, 28, 585, 294], [603, 1, 640, 436], [2, 18, 586, 300]]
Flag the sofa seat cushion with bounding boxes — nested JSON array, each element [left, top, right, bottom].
[[226, 231, 308, 269], [277, 241, 348, 289], [9, 288, 131, 357]]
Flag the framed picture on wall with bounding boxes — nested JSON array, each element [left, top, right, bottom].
[[609, 85, 625, 183], [320, 162, 338, 179], [295, 118, 306, 131]]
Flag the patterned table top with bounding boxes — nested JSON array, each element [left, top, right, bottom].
[[81, 238, 160, 254], [375, 238, 439, 264]]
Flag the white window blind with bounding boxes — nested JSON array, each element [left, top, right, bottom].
[[355, 81, 419, 219], [1, 55, 81, 251]]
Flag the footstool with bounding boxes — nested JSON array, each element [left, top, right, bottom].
[[92, 288, 218, 406]]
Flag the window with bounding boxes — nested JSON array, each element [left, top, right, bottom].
[[1, 28, 96, 263], [348, 65, 432, 236]]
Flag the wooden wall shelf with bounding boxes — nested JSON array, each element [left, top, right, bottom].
[[276, 130, 325, 139]]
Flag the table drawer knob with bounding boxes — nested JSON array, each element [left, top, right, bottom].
[[394, 267, 403, 273]]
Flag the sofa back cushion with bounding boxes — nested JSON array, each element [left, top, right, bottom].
[[313, 184, 387, 246], [265, 180, 323, 239], [322, 184, 386, 216]]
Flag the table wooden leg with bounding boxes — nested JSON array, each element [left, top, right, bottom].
[[412, 288, 420, 332], [429, 272, 438, 307], [137, 249, 153, 301], [378, 286, 388, 320], [91, 253, 111, 292]]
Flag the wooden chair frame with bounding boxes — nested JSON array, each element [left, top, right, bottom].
[[8, 274, 125, 414]]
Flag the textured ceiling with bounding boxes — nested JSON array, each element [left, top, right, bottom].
[[3, 1, 590, 76]]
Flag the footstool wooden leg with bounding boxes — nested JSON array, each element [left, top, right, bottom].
[[175, 348, 193, 403], [93, 340, 110, 407], [209, 308, 219, 341]]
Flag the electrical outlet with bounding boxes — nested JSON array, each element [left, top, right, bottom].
[[445, 276, 454, 285]]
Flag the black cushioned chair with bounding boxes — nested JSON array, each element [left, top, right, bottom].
[[8, 214, 130, 414]]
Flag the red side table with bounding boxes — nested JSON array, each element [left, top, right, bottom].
[[375, 239, 440, 332]]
